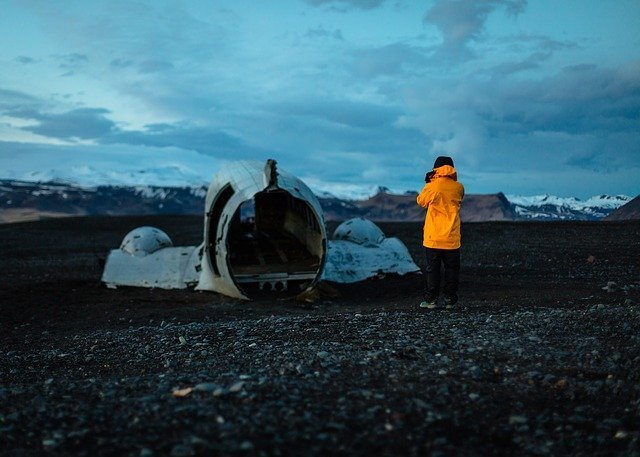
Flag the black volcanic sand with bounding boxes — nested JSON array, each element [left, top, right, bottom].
[[1, 216, 639, 456]]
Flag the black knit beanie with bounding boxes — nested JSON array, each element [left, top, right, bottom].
[[433, 156, 454, 168]]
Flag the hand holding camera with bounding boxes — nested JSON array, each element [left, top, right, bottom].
[[425, 170, 435, 183]]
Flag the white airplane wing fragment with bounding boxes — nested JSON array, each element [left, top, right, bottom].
[[101, 226, 201, 289], [322, 218, 420, 283]]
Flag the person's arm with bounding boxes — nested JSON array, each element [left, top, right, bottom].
[[417, 184, 432, 208]]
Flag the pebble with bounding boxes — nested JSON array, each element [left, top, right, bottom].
[[542, 374, 556, 384], [193, 382, 218, 392], [414, 398, 429, 409], [170, 444, 194, 457], [240, 441, 254, 451], [228, 381, 245, 393], [509, 415, 528, 425]]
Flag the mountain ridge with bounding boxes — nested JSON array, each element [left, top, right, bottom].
[[0, 179, 634, 224], [604, 195, 640, 221]]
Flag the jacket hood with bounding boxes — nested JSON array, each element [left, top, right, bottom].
[[432, 164, 458, 181]]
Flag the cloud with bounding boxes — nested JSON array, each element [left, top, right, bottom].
[[109, 58, 174, 74], [47, 52, 90, 77], [255, 100, 430, 186], [137, 60, 174, 74], [424, 0, 527, 59], [0, 89, 41, 111], [499, 61, 640, 136], [405, 60, 640, 179], [52, 52, 88, 68], [264, 96, 426, 146], [17, 108, 116, 140], [304, 27, 344, 41], [14, 56, 38, 64], [489, 35, 578, 76], [110, 59, 134, 69], [490, 51, 551, 76], [304, 0, 386, 11], [269, 98, 401, 129], [105, 123, 270, 160], [350, 43, 429, 78], [19, 2, 225, 82], [1, 96, 267, 160]]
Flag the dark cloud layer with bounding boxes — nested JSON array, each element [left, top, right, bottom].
[[106, 123, 270, 160], [0, 86, 266, 160], [0, 89, 40, 110], [20, 108, 115, 140], [499, 62, 640, 136]]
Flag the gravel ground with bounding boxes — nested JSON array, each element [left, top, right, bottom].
[[1, 216, 639, 456]]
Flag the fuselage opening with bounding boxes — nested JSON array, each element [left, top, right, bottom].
[[227, 189, 325, 298]]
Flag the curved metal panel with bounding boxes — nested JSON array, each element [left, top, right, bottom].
[[197, 160, 327, 299]]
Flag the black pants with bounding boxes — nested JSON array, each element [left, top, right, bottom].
[[425, 247, 460, 302]]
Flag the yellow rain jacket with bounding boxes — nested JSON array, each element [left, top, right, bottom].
[[416, 165, 465, 249]]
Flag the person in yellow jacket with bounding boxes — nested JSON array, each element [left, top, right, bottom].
[[416, 156, 464, 309]]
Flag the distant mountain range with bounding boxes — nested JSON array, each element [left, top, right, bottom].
[[506, 194, 632, 220], [0, 180, 636, 224]]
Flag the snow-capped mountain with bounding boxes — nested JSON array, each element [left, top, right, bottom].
[[0, 179, 634, 224], [506, 194, 632, 220], [304, 183, 407, 201], [16, 165, 212, 189], [0, 146, 219, 189], [0, 180, 207, 223]]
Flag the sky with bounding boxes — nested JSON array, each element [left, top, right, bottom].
[[0, 0, 639, 198]]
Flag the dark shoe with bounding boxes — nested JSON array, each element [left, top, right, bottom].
[[420, 299, 439, 309], [443, 296, 458, 309]]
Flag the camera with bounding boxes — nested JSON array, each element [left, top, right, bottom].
[[425, 170, 435, 183]]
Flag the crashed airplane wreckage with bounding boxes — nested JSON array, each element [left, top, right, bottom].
[[102, 160, 420, 299]]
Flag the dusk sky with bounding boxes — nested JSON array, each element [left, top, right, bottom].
[[1, 0, 639, 198]]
